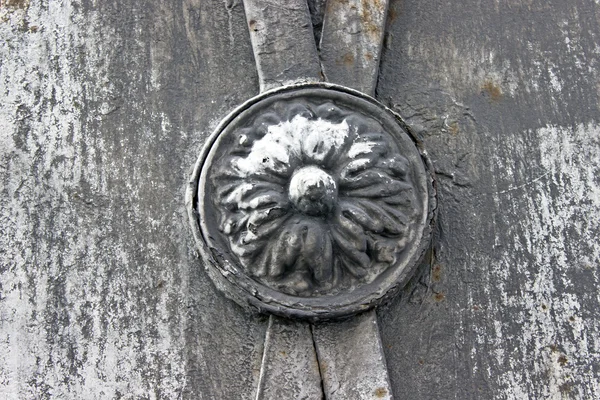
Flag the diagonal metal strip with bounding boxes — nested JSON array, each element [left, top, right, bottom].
[[254, 315, 324, 400], [312, 310, 393, 400], [243, 0, 323, 92], [319, 0, 389, 96]]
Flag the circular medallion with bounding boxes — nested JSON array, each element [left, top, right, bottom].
[[187, 83, 435, 320]]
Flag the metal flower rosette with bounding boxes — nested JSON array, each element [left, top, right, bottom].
[[187, 83, 435, 321]]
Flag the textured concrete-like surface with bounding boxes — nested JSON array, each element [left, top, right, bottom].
[[1, 0, 599, 399]]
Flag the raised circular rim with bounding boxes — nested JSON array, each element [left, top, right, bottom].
[[186, 82, 436, 321]]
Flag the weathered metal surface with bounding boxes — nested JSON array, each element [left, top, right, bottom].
[[243, 0, 322, 92], [319, 0, 389, 96], [313, 310, 392, 399], [1, 0, 600, 398], [255, 316, 323, 400]]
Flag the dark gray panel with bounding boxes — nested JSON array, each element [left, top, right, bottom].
[[377, 0, 600, 398]]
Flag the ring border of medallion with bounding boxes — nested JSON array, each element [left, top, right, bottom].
[[186, 83, 436, 321]]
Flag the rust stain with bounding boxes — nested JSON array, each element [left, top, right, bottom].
[[482, 80, 502, 101], [558, 355, 568, 366], [361, 0, 384, 40], [339, 52, 355, 66], [387, 6, 398, 23], [434, 293, 445, 302], [449, 121, 459, 136], [432, 263, 442, 282], [319, 361, 328, 374], [279, 350, 287, 357], [374, 387, 388, 397], [248, 19, 257, 31], [2, 0, 29, 10], [365, 52, 374, 61]]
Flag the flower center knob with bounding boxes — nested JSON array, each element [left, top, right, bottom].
[[288, 166, 338, 216]]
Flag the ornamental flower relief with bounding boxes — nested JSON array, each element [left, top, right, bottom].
[[206, 99, 422, 297]]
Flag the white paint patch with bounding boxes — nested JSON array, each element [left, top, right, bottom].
[[348, 141, 377, 158], [232, 115, 350, 177], [481, 123, 600, 399], [548, 68, 563, 92], [224, 182, 256, 206]]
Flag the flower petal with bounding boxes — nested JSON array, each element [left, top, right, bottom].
[[229, 148, 298, 181], [247, 206, 289, 230], [282, 102, 314, 121], [238, 215, 291, 276], [367, 237, 399, 264], [336, 157, 378, 177], [336, 252, 369, 278], [220, 213, 249, 235], [240, 215, 290, 244], [339, 169, 399, 190], [342, 180, 413, 198], [234, 190, 287, 211], [339, 200, 384, 233], [220, 181, 282, 209], [377, 154, 410, 178], [314, 102, 346, 122], [381, 191, 415, 207], [230, 237, 263, 258], [346, 140, 387, 159], [253, 112, 281, 138], [301, 118, 353, 166], [332, 209, 368, 251], [301, 224, 334, 284], [255, 219, 304, 278], [356, 199, 408, 236], [331, 210, 370, 278]]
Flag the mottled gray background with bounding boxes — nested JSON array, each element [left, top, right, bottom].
[[1, 0, 599, 398]]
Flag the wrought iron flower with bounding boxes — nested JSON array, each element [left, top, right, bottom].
[[210, 100, 419, 296]]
